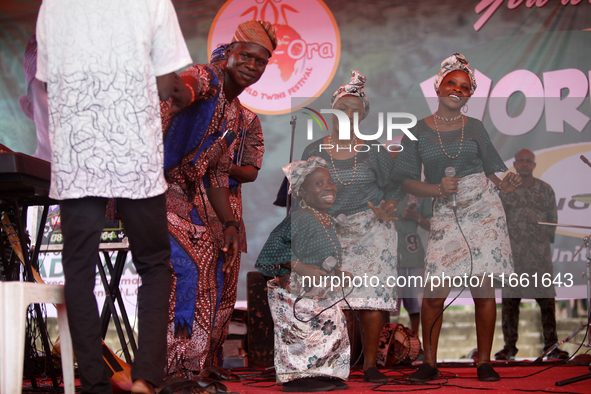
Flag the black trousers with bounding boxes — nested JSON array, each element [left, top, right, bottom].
[[501, 297, 558, 350], [60, 195, 171, 394]]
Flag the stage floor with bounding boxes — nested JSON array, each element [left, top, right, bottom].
[[22, 359, 591, 393]]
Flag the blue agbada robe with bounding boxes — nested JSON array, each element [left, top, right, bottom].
[[162, 68, 241, 338]]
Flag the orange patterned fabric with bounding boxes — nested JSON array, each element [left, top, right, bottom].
[[162, 64, 247, 377], [231, 20, 277, 56]]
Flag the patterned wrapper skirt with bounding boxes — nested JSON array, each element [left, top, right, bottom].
[[426, 172, 514, 281], [335, 208, 398, 310], [268, 277, 350, 383]]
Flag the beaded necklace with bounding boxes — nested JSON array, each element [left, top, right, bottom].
[[303, 205, 332, 227], [327, 134, 358, 185], [303, 206, 341, 268], [434, 113, 464, 159], [434, 112, 462, 123]]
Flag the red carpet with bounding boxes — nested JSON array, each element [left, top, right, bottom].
[[22, 361, 591, 393], [225, 362, 591, 394]]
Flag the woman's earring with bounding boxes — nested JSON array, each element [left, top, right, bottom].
[[462, 104, 469, 113], [299, 199, 308, 208]]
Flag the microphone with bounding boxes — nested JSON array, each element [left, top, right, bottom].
[[322, 256, 338, 274], [581, 155, 591, 169], [444, 166, 457, 213], [298, 256, 339, 298]]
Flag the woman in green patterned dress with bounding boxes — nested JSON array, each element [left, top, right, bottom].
[[256, 157, 351, 393], [301, 71, 403, 383], [394, 53, 522, 382]]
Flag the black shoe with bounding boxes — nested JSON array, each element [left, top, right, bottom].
[[316, 378, 348, 390], [409, 363, 439, 383], [494, 346, 518, 361], [282, 378, 335, 392], [545, 347, 569, 360], [477, 363, 500, 382], [363, 367, 389, 383]]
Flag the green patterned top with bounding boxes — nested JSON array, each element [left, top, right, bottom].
[[302, 139, 403, 216], [255, 210, 342, 278], [394, 118, 507, 184]]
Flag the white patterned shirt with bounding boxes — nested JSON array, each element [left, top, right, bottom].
[[36, 0, 192, 199]]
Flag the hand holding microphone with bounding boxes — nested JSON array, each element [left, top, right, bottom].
[[443, 166, 459, 212], [297, 256, 339, 298]]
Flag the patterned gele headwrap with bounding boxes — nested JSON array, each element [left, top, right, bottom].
[[434, 53, 477, 96], [330, 70, 370, 120], [282, 157, 329, 198]]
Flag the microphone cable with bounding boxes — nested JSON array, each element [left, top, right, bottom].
[[422, 184, 475, 381], [292, 271, 355, 323], [291, 271, 366, 368]]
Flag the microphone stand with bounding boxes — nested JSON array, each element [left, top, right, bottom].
[[554, 234, 591, 387], [554, 154, 591, 386], [286, 116, 297, 216]]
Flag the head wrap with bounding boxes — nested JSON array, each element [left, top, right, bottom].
[[23, 34, 37, 90], [434, 53, 477, 96], [330, 70, 370, 120], [282, 157, 329, 198], [231, 20, 277, 57], [210, 43, 229, 64]]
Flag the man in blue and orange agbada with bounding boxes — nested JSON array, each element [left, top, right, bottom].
[[160, 20, 275, 386]]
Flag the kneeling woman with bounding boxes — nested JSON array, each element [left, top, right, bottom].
[[256, 157, 350, 392]]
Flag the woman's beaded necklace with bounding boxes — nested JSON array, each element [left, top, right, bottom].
[[303, 205, 332, 227], [303, 206, 341, 267], [327, 134, 358, 185], [434, 112, 462, 123], [433, 113, 464, 159]]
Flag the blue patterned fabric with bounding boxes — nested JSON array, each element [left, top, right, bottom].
[[163, 68, 220, 175], [170, 236, 199, 337]]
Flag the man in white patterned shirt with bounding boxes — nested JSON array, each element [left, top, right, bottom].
[[36, 1, 191, 393]]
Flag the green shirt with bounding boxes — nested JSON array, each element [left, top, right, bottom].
[[255, 210, 342, 278], [394, 118, 507, 184]]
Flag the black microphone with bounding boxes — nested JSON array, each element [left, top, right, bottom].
[[581, 155, 591, 169], [444, 166, 457, 213]]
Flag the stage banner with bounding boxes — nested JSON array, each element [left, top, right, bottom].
[[1, 0, 590, 301]]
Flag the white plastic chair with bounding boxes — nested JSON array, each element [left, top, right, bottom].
[[0, 281, 75, 394]]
